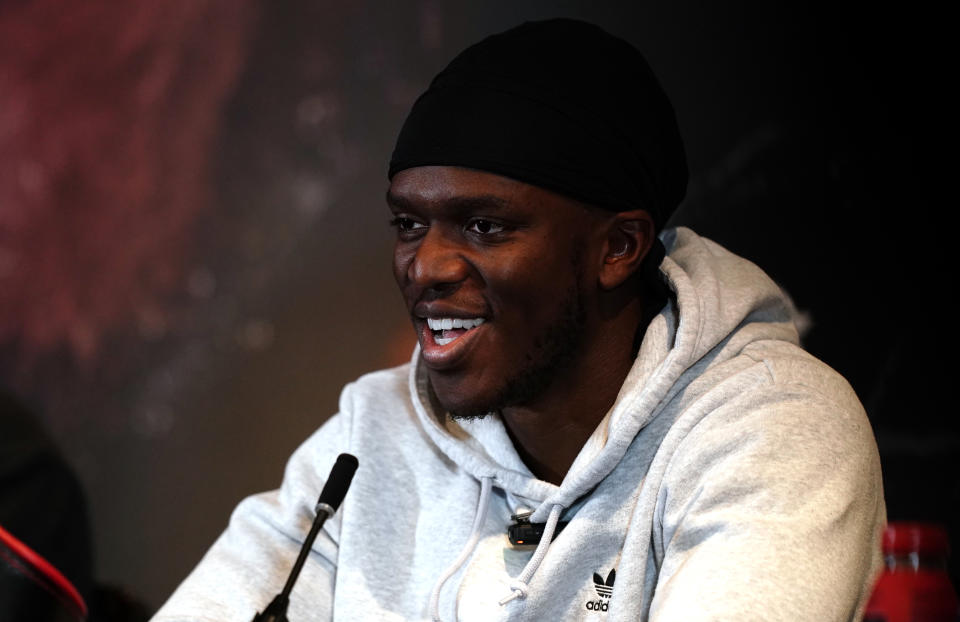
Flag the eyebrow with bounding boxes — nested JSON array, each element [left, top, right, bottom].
[[385, 190, 513, 214]]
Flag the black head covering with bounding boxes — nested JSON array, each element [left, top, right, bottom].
[[389, 18, 687, 230]]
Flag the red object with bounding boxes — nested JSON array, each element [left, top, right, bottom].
[[864, 522, 959, 622], [0, 523, 88, 620]]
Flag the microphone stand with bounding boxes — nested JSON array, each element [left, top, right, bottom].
[[251, 454, 358, 622]]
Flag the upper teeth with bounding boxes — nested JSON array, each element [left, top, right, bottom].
[[426, 317, 485, 331]]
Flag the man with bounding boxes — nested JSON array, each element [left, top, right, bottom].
[[153, 19, 884, 621]]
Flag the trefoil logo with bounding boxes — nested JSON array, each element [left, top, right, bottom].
[[584, 568, 615, 612]]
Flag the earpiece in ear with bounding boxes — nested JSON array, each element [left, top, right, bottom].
[[598, 210, 654, 289]]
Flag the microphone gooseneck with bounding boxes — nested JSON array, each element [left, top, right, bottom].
[[251, 453, 359, 622]]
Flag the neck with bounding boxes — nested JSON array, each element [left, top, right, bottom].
[[501, 298, 643, 485]]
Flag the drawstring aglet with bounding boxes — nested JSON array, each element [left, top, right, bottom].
[[498, 591, 522, 606], [498, 580, 529, 606]]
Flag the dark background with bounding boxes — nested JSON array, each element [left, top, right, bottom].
[[1, 0, 954, 616]]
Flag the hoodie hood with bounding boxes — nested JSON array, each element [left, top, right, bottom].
[[408, 226, 800, 520]]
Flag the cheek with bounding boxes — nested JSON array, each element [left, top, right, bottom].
[[392, 245, 413, 286], [485, 255, 577, 314]]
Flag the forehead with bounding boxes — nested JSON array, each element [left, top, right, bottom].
[[389, 166, 521, 204], [387, 166, 594, 220]]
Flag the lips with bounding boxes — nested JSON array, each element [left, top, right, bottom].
[[415, 312, 488, 369]]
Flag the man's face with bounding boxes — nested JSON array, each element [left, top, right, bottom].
[[388, 166, 605, 418]]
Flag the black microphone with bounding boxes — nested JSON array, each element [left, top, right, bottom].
[[251, 453, 359, 622]]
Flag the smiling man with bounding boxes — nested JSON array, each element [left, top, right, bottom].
[[387, 166, 657, 484], [154, 19, 885, 622]]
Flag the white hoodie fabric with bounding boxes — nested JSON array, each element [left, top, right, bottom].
[[153, 227, 885, 621]]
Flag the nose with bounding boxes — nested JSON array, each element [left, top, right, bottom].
[[407, 227, 469, 297]]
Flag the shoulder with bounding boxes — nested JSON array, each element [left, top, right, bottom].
[[283, 363, 415, 487], [666, 341, 881, 504], [652, 344, 885, 618], [741, 339, 864, 416]]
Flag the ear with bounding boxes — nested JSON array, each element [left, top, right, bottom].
[[598, 209, 655, 290]]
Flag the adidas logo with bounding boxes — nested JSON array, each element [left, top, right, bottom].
[[584, 568, 615, 612], [593, 569, 615, 598]]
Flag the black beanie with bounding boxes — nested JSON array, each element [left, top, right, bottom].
[[389, 18, 687, 230]]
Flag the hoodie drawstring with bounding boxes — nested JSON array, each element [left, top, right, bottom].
[[430, 475, 494, 622], [498, 503, 564, 606]]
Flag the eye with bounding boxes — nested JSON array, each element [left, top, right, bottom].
[[466, 219, 505, 235], [389, 216, 426, 235]]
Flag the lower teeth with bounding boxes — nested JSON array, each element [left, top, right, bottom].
[[431, 324, 483, 347]]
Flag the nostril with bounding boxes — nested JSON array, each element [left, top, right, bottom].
[[409, 236, 469, 291], [421, 281, 460, 301]]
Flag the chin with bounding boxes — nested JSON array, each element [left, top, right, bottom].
[[427, 370, 502, 419], [430, 377, 499, 421], [429, 367, 548, 421]]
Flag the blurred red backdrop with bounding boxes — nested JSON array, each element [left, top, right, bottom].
[[0, 0, 257, 366]]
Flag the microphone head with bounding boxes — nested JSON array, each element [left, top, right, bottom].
[[316, 453, 359, 512]]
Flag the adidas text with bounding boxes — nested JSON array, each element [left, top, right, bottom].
[[585, 600, 609, 611]]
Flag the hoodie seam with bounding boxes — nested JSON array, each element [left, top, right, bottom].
[[742, 351, 854, 417]]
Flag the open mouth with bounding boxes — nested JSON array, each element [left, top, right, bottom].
[[426, 317, 485, 346]]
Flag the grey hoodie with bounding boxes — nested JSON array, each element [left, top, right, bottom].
[[153, 227, 885, 621]]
